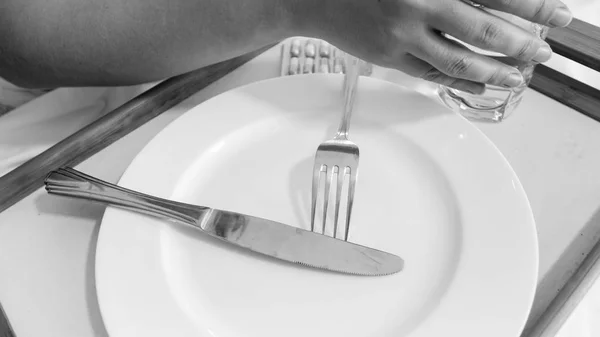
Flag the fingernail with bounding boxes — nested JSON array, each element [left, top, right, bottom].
[[455, 81, 485, 95], [533, 44, 552, 62], [463, 86, 485, 95], [460, 87, 477, 94], [549, 7, 573, 27], [501, 72, 524, 87]]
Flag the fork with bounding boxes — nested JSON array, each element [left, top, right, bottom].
[[310, 54, 361, 241]]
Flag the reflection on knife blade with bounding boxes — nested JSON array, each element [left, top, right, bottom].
[[201, 208, 404, 276]]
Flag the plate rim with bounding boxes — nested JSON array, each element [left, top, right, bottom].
[[95, 74, 538, 337]]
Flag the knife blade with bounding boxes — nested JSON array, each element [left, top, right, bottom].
[[199, 208, 404, 276], [44, 167, 404, 276]]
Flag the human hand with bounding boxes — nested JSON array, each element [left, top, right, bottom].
[[297, 0, 573, 93]]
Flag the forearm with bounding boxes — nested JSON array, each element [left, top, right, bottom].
[[0, 0, 295, 88]]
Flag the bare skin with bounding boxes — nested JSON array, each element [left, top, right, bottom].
[[0, 0, 572, 92]]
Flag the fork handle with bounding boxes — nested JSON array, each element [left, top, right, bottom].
[[338, 54, 361, 139], [44, 167, 207, 227]]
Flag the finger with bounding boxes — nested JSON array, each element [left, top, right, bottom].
[[473, 0, 573, 28], [398, 54, 485, 94], [444, 35, 531, 68], [412, 31, 525, 88], [431, 1, 552, 62]]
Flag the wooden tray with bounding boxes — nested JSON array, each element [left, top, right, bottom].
[[525, 19, 600, 337]]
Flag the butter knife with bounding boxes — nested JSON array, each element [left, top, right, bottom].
[[44, 167, 403, 276]]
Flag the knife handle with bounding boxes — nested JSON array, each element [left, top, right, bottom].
[[44, 167, 207, 227]]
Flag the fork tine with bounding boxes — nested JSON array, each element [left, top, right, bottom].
[[344, 166, 357, 241], [310, 163, 327, 232], [332, 166, 343, 239], [321, 165, 332, 235], [310, 163, 323, 232]]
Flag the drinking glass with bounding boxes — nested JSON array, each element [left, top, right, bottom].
[[437, 5, 549, 122]]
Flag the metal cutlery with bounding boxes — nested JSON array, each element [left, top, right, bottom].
[[44, 167, 403, 276], [310, 54, 361, 241]]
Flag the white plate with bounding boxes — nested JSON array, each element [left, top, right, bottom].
[[96, 74, 537, 337]]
